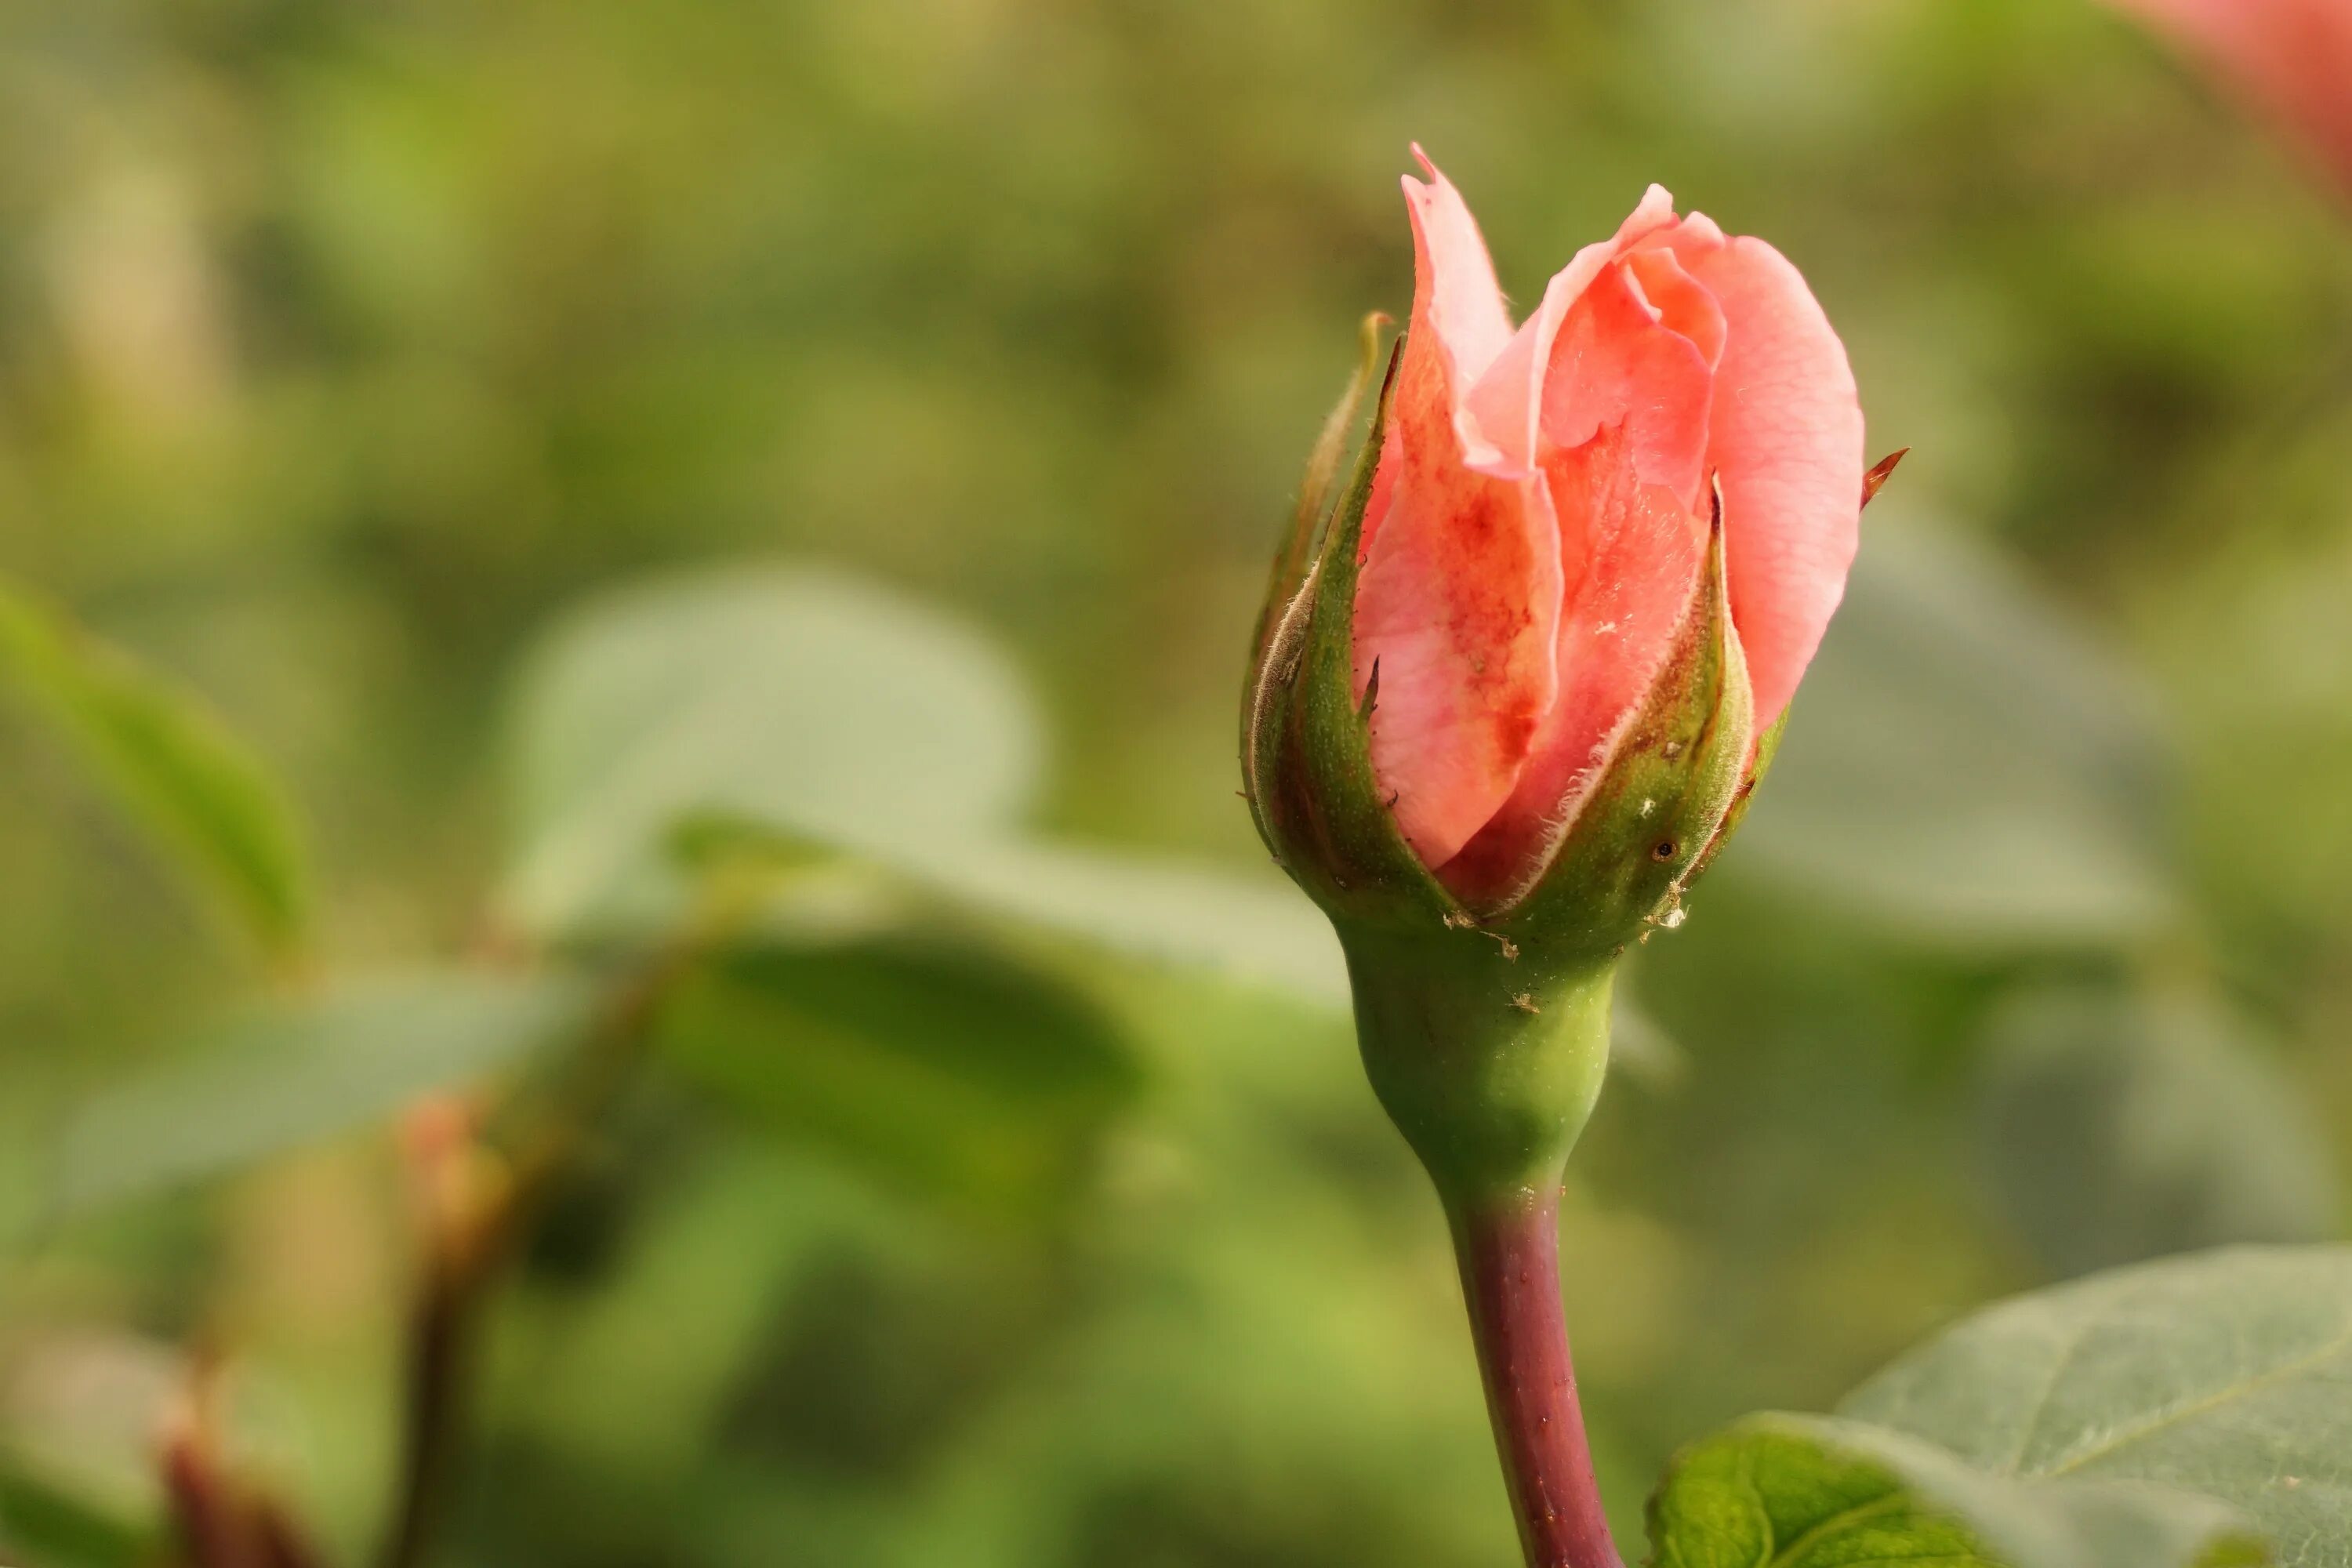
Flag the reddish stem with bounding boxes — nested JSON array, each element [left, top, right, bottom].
[[1452, 1193, 1623, 1568]]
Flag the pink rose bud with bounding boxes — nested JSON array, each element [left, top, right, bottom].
[[1244, 151, 1872, 1208], [1243, 156, 1875, 1568], [2107, 0, 2352, 198], [1245, 148, 1864, 960], [1251, 156, 1872, 1561]]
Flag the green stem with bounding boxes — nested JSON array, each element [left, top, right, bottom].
[[1337, 924, 1624, 1568]]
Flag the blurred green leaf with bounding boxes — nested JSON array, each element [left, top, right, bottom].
[[690, 812, 1348, 1005], [489, 1141, 882, 1497], [0, 1446, 156, 1568], [655, 932, 1141, 1214], [505, 567, 1690, 1091], [52, 970, 597, 1218], [499, 567, 1041, 935], [1844, 1246, 2352, 1566], [1976, 986, 2336, 1276], [501, 564, 1341, 996], [1650, 1413, 2263, 1568], [1739, 524, 2177, 949], [676, 813, 1686, 1087], [0, 577, 312, 959]]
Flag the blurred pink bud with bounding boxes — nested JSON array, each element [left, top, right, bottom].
[[397, 1093, 477, 1175], [1353, 149, 1864, 905], [2109, 0, 2352, 195]]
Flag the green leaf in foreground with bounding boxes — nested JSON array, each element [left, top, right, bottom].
[[0, 577, 312, 957], [52, 970, 597, 1218], [1650, 1413, 2264, 1568], [1976, 988, 2337, 1276], [655, 933, 1141, 1215], [1844, 1246, 2352, 1568]]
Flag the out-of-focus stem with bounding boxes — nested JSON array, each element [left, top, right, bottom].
[[160, 1426, 245, 1568], [373, 1253, 470, 1568], [160, 1360, 327, 1568], [1451, 1192, 1621, 1568], [373, 929, 706, 1568]]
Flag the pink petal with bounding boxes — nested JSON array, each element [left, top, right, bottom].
[[2109, 0, 2352, 194], [1660, 227, 1863, 733], [1362, 147, 1519, 558], [1465, 185, 1683, 476], [1439, 209, 1722, 902], [1537, 259, 1716, 517], [1442, 426, 1708, 906], [1624, 249, 1726, 372], [1403, 150, 1513, 401], [1354, 156, 1562, 868]]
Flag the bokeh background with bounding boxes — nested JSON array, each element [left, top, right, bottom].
[[3, 1, 2351, 1565]]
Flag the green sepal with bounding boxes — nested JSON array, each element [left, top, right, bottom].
[[1247, 311, 1390, 679], [1493, 491, 1755, 959], [1243, 336, 1460, 930], [1752, 702, 1790, 783], [1687, 700, 1786, 884]]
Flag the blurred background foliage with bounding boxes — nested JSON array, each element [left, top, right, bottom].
[[2, 0, 2351, 1564]]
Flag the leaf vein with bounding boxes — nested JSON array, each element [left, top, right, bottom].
[[1769, 1490, 1909, 1567], [2039, 1319, 2352, 1478], [2003, 1316, 2096, 1474]]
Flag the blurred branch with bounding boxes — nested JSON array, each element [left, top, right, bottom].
[[158, 1359, 325, 1568], [373, 906, 729, 1568]]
